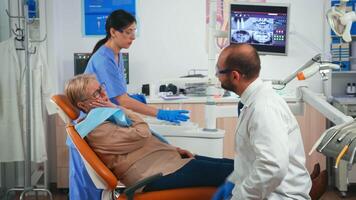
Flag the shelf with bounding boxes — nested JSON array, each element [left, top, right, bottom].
[[332, 71, 356, 74], [332, 35, 356, 38]]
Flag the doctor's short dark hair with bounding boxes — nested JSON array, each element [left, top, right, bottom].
[[223, 44, 261, 80]]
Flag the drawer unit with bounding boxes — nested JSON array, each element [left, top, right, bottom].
[[333, 97, 356, 116]]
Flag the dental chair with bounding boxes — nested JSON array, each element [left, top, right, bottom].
[[51, 94, 217, 200]]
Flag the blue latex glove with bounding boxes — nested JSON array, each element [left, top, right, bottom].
[[156, 109, 190, 123], [129, 93, 147, 104], [211, 181, 234, 200]]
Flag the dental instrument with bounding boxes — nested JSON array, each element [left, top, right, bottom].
[[335, 136, 356, 168]]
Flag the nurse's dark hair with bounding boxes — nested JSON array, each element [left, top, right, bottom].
[[223, 43, 260, 80], [91, 9, 136, 55]]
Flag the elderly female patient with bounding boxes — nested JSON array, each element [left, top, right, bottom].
[[64, 74, 233, 192]]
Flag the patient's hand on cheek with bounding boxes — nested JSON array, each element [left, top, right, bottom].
[[89, 98, 117, 108]]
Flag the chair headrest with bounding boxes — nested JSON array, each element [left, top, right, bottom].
[[51, 94, 80, 121]]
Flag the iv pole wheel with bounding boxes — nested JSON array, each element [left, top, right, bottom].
[[339, 191, 347, 198], [19, 188, 53, 200]]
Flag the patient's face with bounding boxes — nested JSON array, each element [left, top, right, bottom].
[[85, 80, 110, 105]]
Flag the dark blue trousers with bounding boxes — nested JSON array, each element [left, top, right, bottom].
[[143, 155, 234, 192]]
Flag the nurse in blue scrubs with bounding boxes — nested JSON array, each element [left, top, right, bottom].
[[85, 9, 189, 123], [68, 9, 189, 199]]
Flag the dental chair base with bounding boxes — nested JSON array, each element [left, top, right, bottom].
[[314, 120, 356, 195]]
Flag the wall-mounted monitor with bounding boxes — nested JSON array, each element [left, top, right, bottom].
[[229, 2, 290, 56], [74, 53, 129, 83]]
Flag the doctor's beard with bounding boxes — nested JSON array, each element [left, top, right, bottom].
[[221, 78, 235, 93]]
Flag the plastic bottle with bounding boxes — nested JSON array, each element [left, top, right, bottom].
[[27, 0, 37, 18], [351, 83, 356, 96], [346, 83, 352, 95]]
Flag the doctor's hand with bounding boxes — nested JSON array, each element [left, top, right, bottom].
[[156, 109, 190, 124], [211, 181, 234, 200]]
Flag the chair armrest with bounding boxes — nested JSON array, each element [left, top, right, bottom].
[[123, 172, 163, 200]]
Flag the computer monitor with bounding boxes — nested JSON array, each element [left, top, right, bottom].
[[74, 52, 129, 83], [229, 2, 289, 55]]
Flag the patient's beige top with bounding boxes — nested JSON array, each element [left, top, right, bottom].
[[85, 109, 192, 187]]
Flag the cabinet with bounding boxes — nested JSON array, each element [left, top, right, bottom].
[[294, 103, 327, 172], [55, 115, 69, 188], [150, 102, 238, 158], [54, 101, 326, 187], [330, 71, 356, 97]]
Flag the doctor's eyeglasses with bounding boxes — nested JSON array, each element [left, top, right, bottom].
[[215, 65, 245, 77], [215, 64, 235, 77]]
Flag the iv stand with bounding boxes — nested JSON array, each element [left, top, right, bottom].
[[5, 2, 52, 200]]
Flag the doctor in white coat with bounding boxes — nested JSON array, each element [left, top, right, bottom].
[[212, 44, 311, 200]]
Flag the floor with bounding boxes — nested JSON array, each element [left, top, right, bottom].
[[2, 186, 356, 200], [322, 187, 356, 200]]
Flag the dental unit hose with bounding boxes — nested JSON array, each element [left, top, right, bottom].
[[335, 136, 356, 168]]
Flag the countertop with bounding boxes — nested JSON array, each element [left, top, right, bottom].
[[146, 93, 306, 104], [332, 96, 356, 105]]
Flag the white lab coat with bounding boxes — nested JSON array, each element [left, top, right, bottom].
[[0, 37, 53, 162], [228, 78, 311, 200], [26, 42, 53, 162], [0, 37, 25, 162]]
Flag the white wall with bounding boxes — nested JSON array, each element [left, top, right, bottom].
[[47, 0, 208, 94], [47, 0, 329, 95]]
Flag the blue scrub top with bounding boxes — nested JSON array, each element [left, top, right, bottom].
[[85, 45, 127, 105]]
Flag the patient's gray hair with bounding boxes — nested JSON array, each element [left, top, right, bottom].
[[64, 74, 97, 107]]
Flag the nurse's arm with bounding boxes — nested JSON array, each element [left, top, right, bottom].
[[115, 93, 158, 117]]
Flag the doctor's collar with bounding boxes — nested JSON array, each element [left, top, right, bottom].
[[239, 78, 263, 106]]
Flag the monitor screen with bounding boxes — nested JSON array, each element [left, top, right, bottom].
[[229, 3, 289, 55], [74, 52, 129, 84]]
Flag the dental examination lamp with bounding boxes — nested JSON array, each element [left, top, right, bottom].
[[272, 54, 340, 87], [270, 54, 353, 127], [270, 55, 356, 171], [326, 0, 356, 42]]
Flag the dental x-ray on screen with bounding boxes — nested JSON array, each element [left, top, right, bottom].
[[230, 2, 289, 55]]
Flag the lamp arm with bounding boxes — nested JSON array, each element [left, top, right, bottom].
[[299, 87, 353, 125], [272, 54, 321, 85]]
